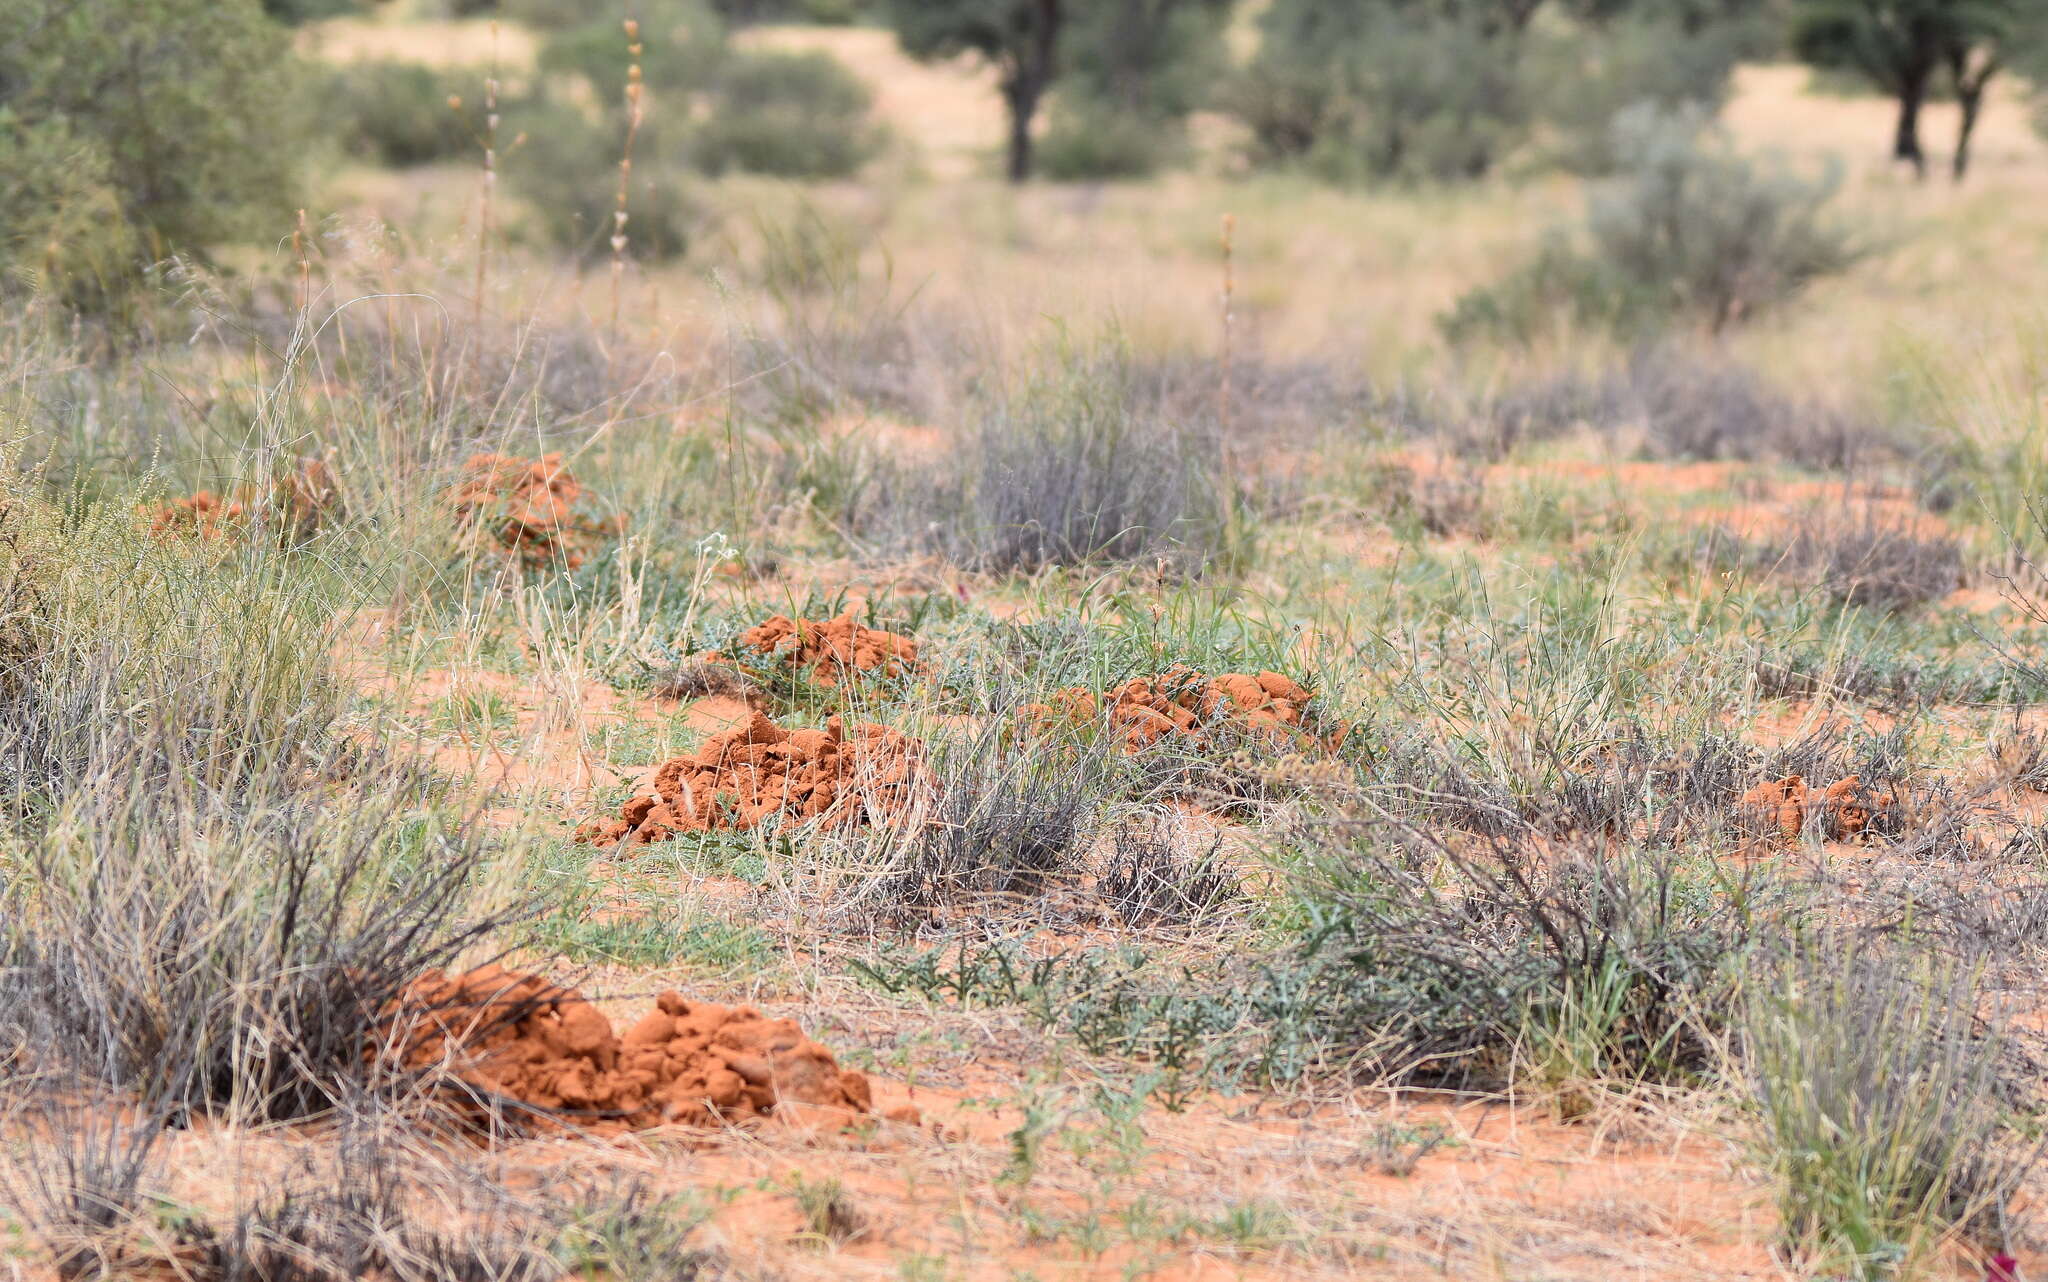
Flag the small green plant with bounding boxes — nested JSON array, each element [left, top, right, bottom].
[[552, 1186, 722, 1281], [1203, 1199, 1296, 1252], [1362, 1121, 1454, 1177], [787, 1174, 866, 1247]]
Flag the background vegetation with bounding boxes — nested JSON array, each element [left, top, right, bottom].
[[4, 0, 2048, 1278]]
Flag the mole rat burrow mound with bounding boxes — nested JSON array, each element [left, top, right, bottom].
[[388, 965, 903, 1134], [148, 490, 248, 538], [574, 710, 927, 848], [450, 452, 622, 570], [729, 612, 921, 687], [143, 458, 340, 542], [1023, 665, 1350, 754], [1738, 773, 1898, 841]]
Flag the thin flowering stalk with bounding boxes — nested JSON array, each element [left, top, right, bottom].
[[1218, 211, 1235, 439], [474, 21, 501, 333], [611, 18, 644, 345]]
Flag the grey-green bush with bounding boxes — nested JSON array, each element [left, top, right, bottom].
[[1526, 15, 1745, 174], [0, 114, 138, 310], [1443, 104, 1865, 341]]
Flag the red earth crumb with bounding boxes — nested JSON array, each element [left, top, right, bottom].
[[574, 710, 927, 847], [143, 458, 339, 542], [450, 452, 621, 569], [1022, 665, 1348, 753], [729, 612, 920, 686], [1738, 773, 1894, 840], [148, 491, 248, 538], [385, 964, 911, 1134]]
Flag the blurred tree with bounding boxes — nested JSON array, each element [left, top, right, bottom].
[[883, 0, 1065, 181], [1791, 0, 2037, 181], [1039, 0, 1232, 179], [0, 0, 305, 302], [260, 0, 361, 21], [1238, 0, 1533, 182], [1063, 0, 1231, 119], [1940, 2, 2044, 178]]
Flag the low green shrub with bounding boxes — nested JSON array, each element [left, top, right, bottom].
[[691, 49, 884, 179], [322, 61, 478, 168], [1039, 97, 1185, 181], [0, 114, 139, 310], [506, 103, 702, 262]]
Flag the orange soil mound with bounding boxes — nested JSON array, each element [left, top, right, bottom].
[[451, 452, 621, 569], [389, 965, 897, 1134], [575, 710, 926, 847], [149, 491, 248, 538], [145, 458, 338, 541], [1739, 773, 1894, 841], [731, 612, 920, 686], [1024, 665, 1348, 753]]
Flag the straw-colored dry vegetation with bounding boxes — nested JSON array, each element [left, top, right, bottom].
[[6, 0, 2048, 1279]]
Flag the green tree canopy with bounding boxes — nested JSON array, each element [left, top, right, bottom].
[[0, 0, 307, 303]]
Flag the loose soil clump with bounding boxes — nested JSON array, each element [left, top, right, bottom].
[[1738, 773, 1897, 841], [729, 612, 920, 686], [145, 458, 339, 541], [387, 965, 897, 1134], [575, 710, 926, 847], [1024, 665, 1348, 754], [149, 490, 248, 538], [450, 452, 621, 569]]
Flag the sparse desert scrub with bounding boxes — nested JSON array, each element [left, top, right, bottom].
[[1743, 940, 2041, 1278], [0, 469, 528, 1123], [6, 23, 2048, 1279], [1284, 812, 1768, 1095]]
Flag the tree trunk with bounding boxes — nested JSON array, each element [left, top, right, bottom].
[[1893, 73, 1928, 181], [1947, 46, 2000, 185], [1954, 84, 1983, 182], [1000, 0, 1062, 184], [1005, 86, 1036, 183]]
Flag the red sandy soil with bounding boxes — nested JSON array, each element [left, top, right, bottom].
[[450, 452, 621, 570], [728, 611, 921, 686], [1024, 665, 1348, 753], [387, 964, 910, 1135], [574, 709, 926, 847]]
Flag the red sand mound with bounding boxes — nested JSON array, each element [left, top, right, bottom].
[[731, 612, 920, 686], [1023, 665, 1348, 754], [388, 965, 899, 1134], [1739, 773, 1893, 841], [148, 491, 248, 538], [144, 459, 339, 541], [451, 452, 621, 569], [575, 710, 926, 847]]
